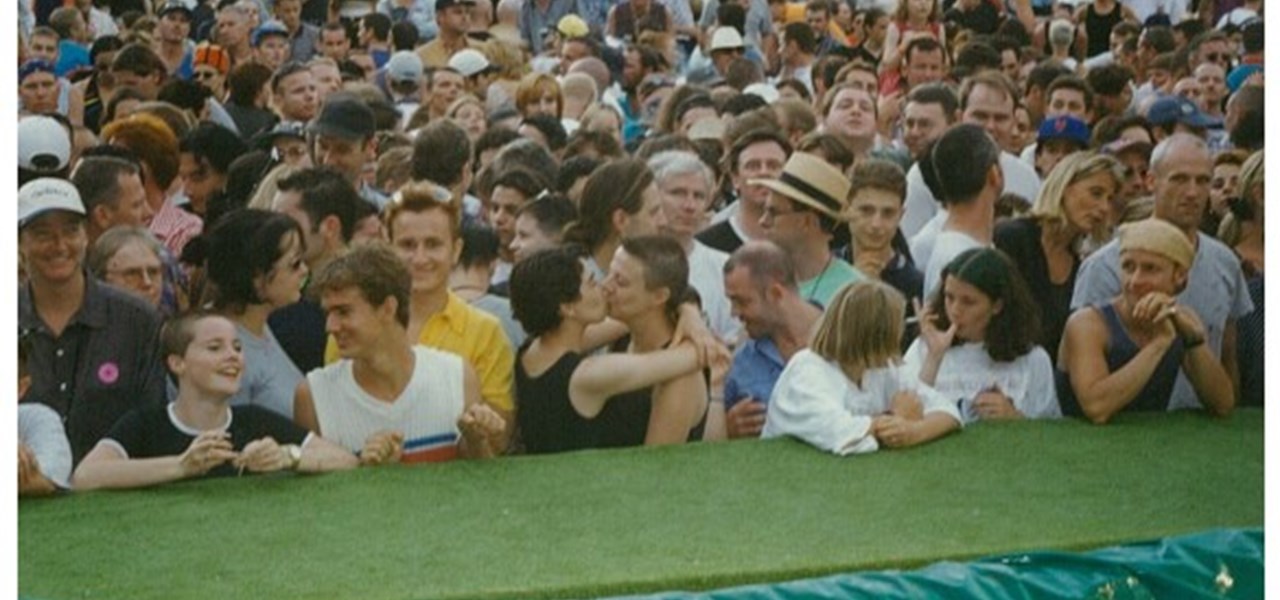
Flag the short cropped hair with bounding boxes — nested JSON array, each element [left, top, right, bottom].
[[918, 123, 1000, 205], [619, 235, 689, 320], [276, 167, 362, 242], [412, 120, 472, 188], [509, 246, 586, 337], [724, 240, 799, 292], [73, 156, 141, 214], [311, 241, 413, 328], [848, 158, 907, 202]]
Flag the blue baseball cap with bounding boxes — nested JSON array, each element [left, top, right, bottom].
[[1037, 115, 1091, 148], [252, 20, 290, 47], [1147, 95, 1223, 129]]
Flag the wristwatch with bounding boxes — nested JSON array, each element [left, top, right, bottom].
[[282, 444, 302, 470]]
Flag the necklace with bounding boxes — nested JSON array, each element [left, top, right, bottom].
[[806, 254, 835, 304]]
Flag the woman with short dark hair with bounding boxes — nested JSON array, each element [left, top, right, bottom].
[[197, 209, 309, 419], [510, 246, 707, 453]]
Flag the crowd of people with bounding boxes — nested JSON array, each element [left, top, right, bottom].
[[16, 0, 1264, 494]]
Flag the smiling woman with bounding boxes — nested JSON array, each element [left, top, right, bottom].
[[70, 312, 357, 491], [197, 209, 310, 419]]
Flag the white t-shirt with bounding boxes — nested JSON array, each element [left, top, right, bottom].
[[19, 403, 72, 489], [909, 210, 947, 269], [308, 345, 466, 463], [901, 152, 1042, 238], [902, 340, 1061, 423], [762, 349, 961, 455], [923, 230, 986, 299], [688, 241, 743, 345]]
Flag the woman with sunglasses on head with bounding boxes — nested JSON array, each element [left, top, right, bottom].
[[189, 209, 310, 420]]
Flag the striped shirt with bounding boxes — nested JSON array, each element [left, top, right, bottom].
[[148, 195, 203, 259], [308, 345, 465, 463]]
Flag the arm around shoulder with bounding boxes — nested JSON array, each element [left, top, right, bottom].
[[645, 369, 707, 445]]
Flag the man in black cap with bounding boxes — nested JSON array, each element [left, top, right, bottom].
[[153, 2, 194, 79], [308, 93, 387, 209]]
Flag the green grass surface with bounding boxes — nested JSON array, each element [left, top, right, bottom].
[[19, 409, 1263, 600]]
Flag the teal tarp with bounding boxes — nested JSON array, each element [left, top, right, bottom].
[[629, 528, 1263, 599]]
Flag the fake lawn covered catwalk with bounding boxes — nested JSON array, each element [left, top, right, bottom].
[[20, 409, 1263, 600]]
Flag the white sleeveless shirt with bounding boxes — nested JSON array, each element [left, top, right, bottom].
[[308, 345, 465, 463]]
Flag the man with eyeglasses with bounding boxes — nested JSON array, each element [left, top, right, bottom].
[[18, 178, 167, 466], [1188, 30, 1232, 72], [192, 42, 231, 99], [755, 152, 864, 308]]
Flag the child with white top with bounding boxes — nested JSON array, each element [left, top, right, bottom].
[[905, 248, 1060, 423], [763, 280, 961, 455]]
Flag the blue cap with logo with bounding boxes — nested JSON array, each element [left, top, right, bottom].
[[1037, 114, 1091, 148]]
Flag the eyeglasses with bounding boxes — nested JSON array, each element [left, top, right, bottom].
[[761, 205, 804, 222], [107, 265, 163, 285]]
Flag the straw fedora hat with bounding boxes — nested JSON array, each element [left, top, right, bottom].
[[749, 152, 850, 220]]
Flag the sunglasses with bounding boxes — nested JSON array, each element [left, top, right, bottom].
[[193, 69, 221, 80]]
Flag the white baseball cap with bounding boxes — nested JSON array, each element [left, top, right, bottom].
[[744, 82, 780, 103], [19, 116, 71, 173], [19, 178, 86, 228], [709, 27, 746, 52], [448, 48, 492, 78]]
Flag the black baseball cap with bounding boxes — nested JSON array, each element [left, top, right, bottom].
[[307, 94, 376, 140]]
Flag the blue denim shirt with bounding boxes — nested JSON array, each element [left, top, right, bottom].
[[723, 336, 786, 411]]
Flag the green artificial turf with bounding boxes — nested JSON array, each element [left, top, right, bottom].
[[19, 409, 1263, 600]]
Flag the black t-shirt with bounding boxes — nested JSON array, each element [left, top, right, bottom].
[[104, 404, 309, 479], [596, 337, 708, 448], [831, 43, 881, 68], [269, 298, 328, 374], [514, 348, 600, 454], [994, 217, 1076, 364], [695, 220, 745, 255], [944, 2, 1002, 36]]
